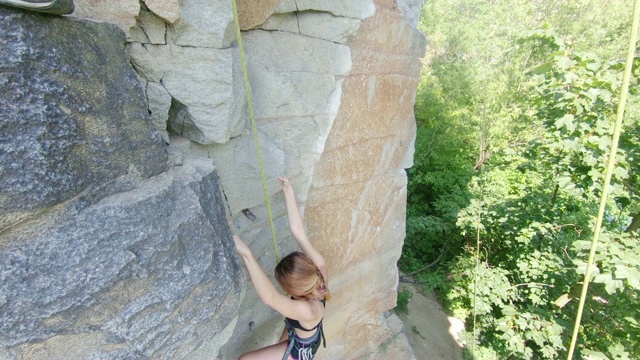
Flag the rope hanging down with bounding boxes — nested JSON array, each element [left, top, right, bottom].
[[230, 0, 280, 263], [566, 0, 640, 357]]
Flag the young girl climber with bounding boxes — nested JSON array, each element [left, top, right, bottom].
[[232, 176, 330, 360]]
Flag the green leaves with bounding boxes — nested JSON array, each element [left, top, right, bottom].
[[555, 55, 577, 71], [582, 343, 632, 360], [575, 232, 640, 294], [409, 1, 640, 359], [555, 114, 576, 132], [524, 44, 637, 205]]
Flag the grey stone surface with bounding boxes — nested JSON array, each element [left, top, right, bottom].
[[146, 81, 172, 143], [244, 30, 351, 119], [396, 0, 426, 28], [187, 28, 351, 227], [0, 7, 168, 232], [138, 8, 167, 45], [130, 20, 152, 43], [259, 12, 299, 33], [260, 12, 362, 44], [294, 0, 375, 19], [274, 0, 298, 13], [72, 0, 140, 37], [0, 157, 244, 359], [143, 0, 180, 24], [130, 43, 247, 145], [127, 42, 166, 82], [298, 11, 362, 44], [168, 0, 235, 48], [258, 113, 337, 190], [206, 131, 285, 215]]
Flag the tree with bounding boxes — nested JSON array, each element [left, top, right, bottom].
[[403, 1, 640, 358]]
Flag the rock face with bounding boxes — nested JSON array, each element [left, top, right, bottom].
[[0, 158, 244, 359], [0, 0, 425, 358], [0, 7, 243, 360], [0, 8, 168, 231], [306, 1, 425, 357]]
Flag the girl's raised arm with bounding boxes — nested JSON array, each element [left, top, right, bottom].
[[232, 234, 320, 321], [278, 176, 328, 285]]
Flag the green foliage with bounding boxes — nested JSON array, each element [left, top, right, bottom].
[[395, 289, 413, 315], [405, 0, 640, 359], [524, 36, 632, 202], [416, 263, 451, 293]]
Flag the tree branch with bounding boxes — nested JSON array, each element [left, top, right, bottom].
[[626, 212, 640, 233], [399, 240, 450, 281]]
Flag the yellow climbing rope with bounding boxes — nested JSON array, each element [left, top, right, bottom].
[[566, 0, 640, 357], [230, 0, 280, 263]]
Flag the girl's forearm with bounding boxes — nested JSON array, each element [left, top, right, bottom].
[[279, 179, 327, 283], [241, 253, 279, 306], [282, 185, 305, 237]]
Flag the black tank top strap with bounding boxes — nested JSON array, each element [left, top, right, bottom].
[[285, 317, 321, 332], [284, 299, 326, 331]]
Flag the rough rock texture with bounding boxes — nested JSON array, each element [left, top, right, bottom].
[[168, 0, 235, 48], [293, 0, 376, 18], [72, 0, 140, 34], [133, 8, 168, 45], [235, 0, 281, 30], [366, 313, 417, 360], [143, 0, 180, 24], [74, 0, 242, 145], [305, 0, 426, 358], [397, 0, 426, 27], [0, 7, 243, 360], [0, 8, 168, 232], [238, 0, 375, 32], [0, 157, 244, 359], [205, 29, 351, 214], [127, 42, 247, 145]]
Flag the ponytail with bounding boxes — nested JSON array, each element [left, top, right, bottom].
[[275, 251, 331, 301], [317, 270, 331, 301]]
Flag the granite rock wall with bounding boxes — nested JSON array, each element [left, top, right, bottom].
[[0, 7, 244, 360], [0, 0, 425, 358]]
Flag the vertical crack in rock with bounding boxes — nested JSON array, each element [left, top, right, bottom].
[[219, 181, 234, 218], [144, 82, 152, 115], [294, 11, 301, 34], [294, 0, 301, 34], [135, 1, 152, 43]]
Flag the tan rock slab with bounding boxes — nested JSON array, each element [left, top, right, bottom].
[[306, 1, 425, 359], [143, 0, 180, 23], [236, 0, 280, 29], [72, 0, 139, 36]]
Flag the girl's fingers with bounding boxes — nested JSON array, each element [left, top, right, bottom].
[[232, 234, 251, 257], [278, 176, 290, 186]]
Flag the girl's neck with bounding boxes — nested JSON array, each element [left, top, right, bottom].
[[292, 289, 324, 301], [310, 289, 324, 301]]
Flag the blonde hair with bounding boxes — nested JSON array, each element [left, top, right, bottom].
[[275, 251, 331, 301]]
